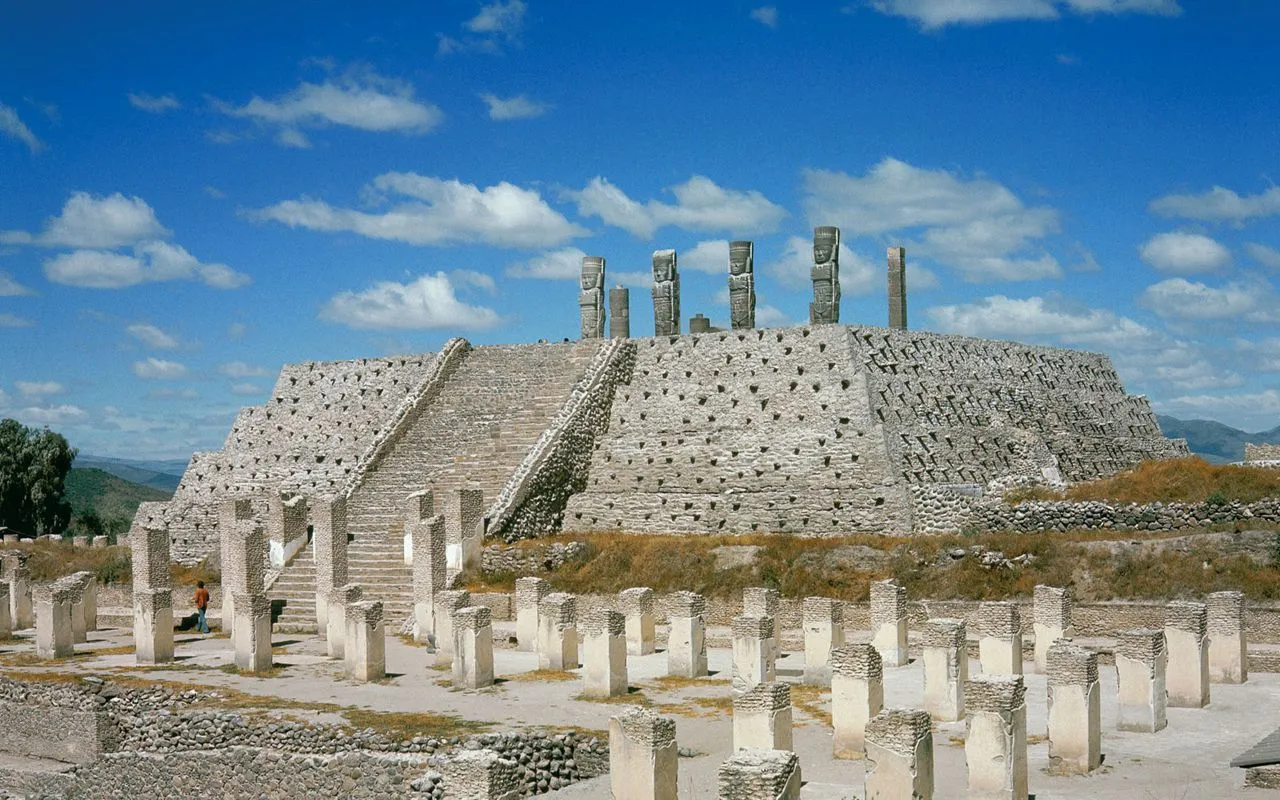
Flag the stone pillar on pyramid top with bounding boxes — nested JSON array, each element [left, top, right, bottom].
[[922, 618, 968, 722], [537, 591, 578, 671], [689, 314, 712, 334], [964, 675, 1028, 800], [267, 491, 308, 569], [871, 579, 908, 668], [864, 708, 934, 800], [1207, 590, 1247, 684], [34, 581, 74, 659], [453, 605, 495, 690], [976, 600, 1023, 676], [434, 589, 473, 668], [887, 245, 907, 330], [619, 586, 656, 656], [232, 592, 273, 674], [219, 498, 254, 633], [580, 256, 606, 340], [344, 600, 386, 682], [728, 241, 756, 330], [717, 749, 801, 800], [810, 226, 841, 325], [1033, 585, 1073, 673], [515, 576, 551, 653], [311, 493, 348, 633], [667, 590, 708, 678], [1164, 600, 1210, 708], [224, 519, 266, 641], [442, 487, 484, 579], [732, 615, 776, 696], [1046, 641, 1101, 775], [651, 249, 680, 337], [133, 588, 174, 665], [1115, 628, 1167, 732], [609, 706, 678, 800], [582, 609, 628, 698], [733, 681, 793, 752], [832, 643, 883, 759], [326, 583, 363, 660], [441, 749, 521, 800], [610, 286, 632, 339], [412, 514, 447, 645], [803, 596, 844, 686], [2, 552, 34, 629]]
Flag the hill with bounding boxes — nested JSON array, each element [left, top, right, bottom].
[[1157, 415, 1280, 463], [73, 454, 186, 492], [64, 467, 173, 536]]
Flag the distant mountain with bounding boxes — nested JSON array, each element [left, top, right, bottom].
[[64, 467, 172, 536], [1156, 415, 1280, 463], [74, 454, 187, 492]]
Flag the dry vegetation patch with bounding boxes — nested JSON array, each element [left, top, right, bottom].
[[1007, 458, 1280, 505]]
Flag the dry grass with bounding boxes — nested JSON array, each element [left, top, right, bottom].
[[1065, 458, 1280, 504], [0, 644, 134, 667], [789, 684, 831, 727], [340, 708, 487, 740], [217, 663, 288, 679], [9, 540, 220, 587], [503, 668, 578, 682], [645, 675, 715, 691], [573, 688, 651, 705]]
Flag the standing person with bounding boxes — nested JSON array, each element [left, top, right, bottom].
[[193, 580, 211, 634]]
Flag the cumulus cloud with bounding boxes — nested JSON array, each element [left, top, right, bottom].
[[16, 381, 64, 399], [14, 404, 87, 425], [43, 241, 250, 290], [479, 93, 550, 120], [567, 176, 787, 239], [229, 383, 264, 396], [0, 271, 32, 296], [1244, 242, 1280, 271], [0, 102, 44, 153], [1139, 277, 1280, 323], [1139, 231, 1231, 274], [319, 272, 503, 331], [0, 313, 33, 328], [439, 0, 527, 54], [802, 158, 1061, 282], [867, 0, 1179, 28], [506, 247, 588, 279], [750, 6, 779, 27], [128, 93, 180, 113], [765, 236, 879, 295], [127, 322, 179, 349], [218, 361, 271, 378], [132, 357, 188, 380], [1150, 184, 1280, 224], [1157, 389, 1280, 433], [1, 192, 169, 249], [255, 173, 587, 249]]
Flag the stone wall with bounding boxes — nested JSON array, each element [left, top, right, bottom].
[[1245, 443, 1280, 465], [481, 541, 590, 575]]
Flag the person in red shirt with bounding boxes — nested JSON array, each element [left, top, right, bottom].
[[193, 580, 211, 634]]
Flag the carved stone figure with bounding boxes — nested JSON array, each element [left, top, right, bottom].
[[651, 249, 681, 337], [728, 240, 755, 330], [580, 256, 606, 339], [810, 226, 841, 325]]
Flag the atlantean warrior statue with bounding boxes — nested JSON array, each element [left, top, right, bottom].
[[580, 256, 606, 339], [651, 249, 681, 337], [810, 226, 841, 325], [728, 240, 755, 330]]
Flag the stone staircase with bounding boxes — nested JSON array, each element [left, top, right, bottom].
[[269, 535, 414, 631]]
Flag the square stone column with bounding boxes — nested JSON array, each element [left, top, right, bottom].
[[34, 583, 74, 659], [610, 706, 678, 800], [1207, 590, 1247, 684], [1165, 600, 1209, 708], [132, 524, 172, 591], [4, 554, 33, 629], [64, 576, 87, 644], [1046, 641, 1101, 775], [412, 514, 447, 645], [515, 576, 551, 653], [443, 487, 484, 578], [267, 492, 307, 569], [732, 615, 776, 695], [0, 583, 10, 638], [218, 499, 253, 634], [133, 588, 174, 665], [733, 681, 793, 752], [743, 586, 779, 659], [311, 494, 348, 632], [976, 601, 1022, 676], [537, 592, 578, 670], [803, 596, 844, 686], [865, 708, 934, 800], [1115, 628, 1167, 732], [922, 618, 967, 722], [871, 579, 908, 668], [717, 749, 801, 800], [232, 592, 273, 673], [344, 600, 386, 682], [620, 586, 656, 656], [402, 489, 434, 564], [964, 676, 1028, 800], [225, 520, 266, 641], [666, 590, 708, 678], [583, 609, 628, 698], [326, 584, 362, 659], [92, 535, 109, 548], [70, 571, 97, 632], [434, 589, 473, 666], [441, 748, 521, 799], [832, 642, 883, 759], [453, 606, 495, 689], [1033, 585, 1073, 673]]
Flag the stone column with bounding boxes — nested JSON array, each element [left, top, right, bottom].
[[515, 577, 551, 653], [71, 571, 97, 633], [267, 492, 307, 569], [1165, 600, 1209, 708], [922, 618, 967, 722], [225, 520, 266, 641], [732, 615, 776, 695], [344, 600, 386, 682], [65, 576, 88, 644], [1033, 585, 1073, 674], [810, 226, 841, 325], [311, 494, 348, 633], [326, 584, 363, 659], [976, 600, 1022, 676], [887, 246, 907, 330], [609, 706, 678, 800], [832, 642, 883, 759], [1207, 590, 1247, 684], [610, 286, 632, 339], [728, 240, 756, 330], [434, 589, 473, 667], [965, 676, 1028, 800], [864, 708, 934, 800], [717, 749, 801, 800], [536, 591, 578, 670], [580, 256, 607, 340], [803, 596, 843, 686], [1115, 628, 1168, 732], [91, 535, 109, 548], [1046, 641, 1101, 775], [619, 586, 656, 656], [219, 498, 253, 634], [666, 590, 708, 678], [689, 314, 712, 333], [743, 587, 779, 662], [442, 749, 521, 800], [582, 609, 628, 698], [232, 592, 273, 673], [132, 524, 172, 592], [651, 249, 680, 337], [402, 489, 433, 563], [4, 554, 33, 629], [443, 487, 484, 578], [453, 606, 495, 690], [871, 579, 908, 668], [412, 514, 447, 645], [133, 588, 174, 665], [34, 582, 74, 659], [0, 583, 9, 638], [733, 681, 793, 752]]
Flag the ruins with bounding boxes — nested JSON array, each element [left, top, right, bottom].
[[579, 256, 606, 340], [809, 226, 840, 326], [651, 249, 680, 337]]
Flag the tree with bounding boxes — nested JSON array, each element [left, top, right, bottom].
[[0, 419, 76, 537]]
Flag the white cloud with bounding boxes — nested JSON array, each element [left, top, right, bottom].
[[0, 271, 32, 296], [14, 404, 87, 425], [227, 322, 247, 340], [506, 247, 588, 279], [1150, 184, 1280, 224], [802, 158, 1061, 282], [479, 93, 550, 120], [1234, 337, 1280, 373], [43, 241, 250, 290], [613, 271, 655, 290], [1139, 231, 1231, 274], [568, 175, 787, 239], [132, 357, 188, 380], [679, 240, 729, 275], [465, 0, 527, 37], [868, 0, 1179, 28], [16, 381, 64, 399], [146, 387, 199, 400], [755, 304, 792, 327], [1244, 242, 1280, 271], [319, 272, 503, 331], [204, 186, 227, 200], [1, 191, 169, 249], [928, 294, 1124, 340], [229, 383, 264, 396], [449, 269, 497, 294], [256, 173, 587, 249], [127, 322, 179, 349], [128, 93, 180, 113], [0, 102, 44, 153], [0, 313, 33, 328], [275, 128, 311, 148], [765, 235, 879, 295], [750, 6, 779, 27], [218, 361, 272, 378], [1157, 389, 1280, 433], [1140, 277, 1280, 323]]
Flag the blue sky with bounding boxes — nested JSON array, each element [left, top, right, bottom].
[[1, 0, 1278, 460]]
